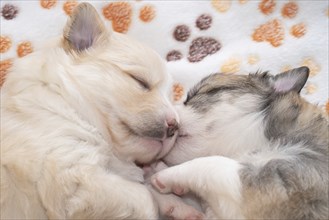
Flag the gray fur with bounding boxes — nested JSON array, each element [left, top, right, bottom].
[[184, 67, 328, 219]]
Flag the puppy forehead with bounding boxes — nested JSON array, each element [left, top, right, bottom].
[[197, 74, 248, 93]]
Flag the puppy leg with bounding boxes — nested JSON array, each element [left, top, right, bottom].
[[151, 156, 243, 218], [40, 165, 158, 219]]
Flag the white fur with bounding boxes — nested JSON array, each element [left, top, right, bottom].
[[152, 156, 243, 219], [152, 88, 324, 219], [1, 5, 179, 218], [165, 94, 268, 165]]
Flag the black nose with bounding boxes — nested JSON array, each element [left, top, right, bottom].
[[166, 119, 179, 137]]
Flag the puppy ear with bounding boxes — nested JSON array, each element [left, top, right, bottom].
[[272, 66, 309, 93], [63, 3, 109, 52]]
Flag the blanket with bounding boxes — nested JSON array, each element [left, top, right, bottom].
[[1, 0, 328, 113]]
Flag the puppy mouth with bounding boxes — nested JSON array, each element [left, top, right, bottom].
[[178, 130, 189, 138], [155, 132, 178, 159]]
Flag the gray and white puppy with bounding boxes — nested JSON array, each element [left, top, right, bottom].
[[151, 67, 329, 219]]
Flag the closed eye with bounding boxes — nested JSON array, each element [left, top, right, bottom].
[[184, 85, 237, 105], [130, 75, 150, 90]]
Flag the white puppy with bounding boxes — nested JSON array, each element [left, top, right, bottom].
[[1, 3, 179, 219]]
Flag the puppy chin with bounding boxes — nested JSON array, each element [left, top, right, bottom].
[[135, 132, 178, 164], [156, 132, 178, 159]]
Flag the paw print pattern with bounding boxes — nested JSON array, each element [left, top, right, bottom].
[[139, 5, 156, 22], [253, 1, 306, 46], [239, 0, 248, 4], [173, 25, 191, 42], [167, 50, 183, 62], [252, 19, 284, 47], [211, 0, 232, 13], [259, 0, 276, 15], [173, 83, 184, 102], [281, 2, 298, 19], [305, 83, 317, 95], [247, 54, 260, 65], [167, 14, 221, 62], [102, 2, 133, 33], [17, 42, 33, 58], [196, 14, 212, 30], [102, 2, 156, 33], [220, 57, 242, 74], [0, 59, 13, 87], [63, 0, 78, 16], [1, 4, 19, 20], [0, 36, 12, 53], [302, 58, 321, 77], [40, 0, 57, 9], [290, 23, 306, 38], [188, 37, 221, 63]]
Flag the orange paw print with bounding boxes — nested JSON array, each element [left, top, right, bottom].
[[211, 0, 232, 13], [40, 0, 57, 9], [63, 0, 78, 16], [139, 5, 156, 22], [103, 2, 133, 33], [173, 83, 184, 102], [221, 57, 242, 74], [254, 1, 307, 46], [102, 2, 156, 33], [259, 0, 276, 15], [252, 19, 284, 47], [290, 23, 306, 38], [325, 100, 329, 115], [0, 36, 12, 53], [281, 2, 298, 19], [0, 59, 13, 86], [17, 41, 33, 58]]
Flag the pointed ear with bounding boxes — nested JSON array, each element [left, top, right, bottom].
[[63, 3, 109, 52], [272, 66, 309, 93]]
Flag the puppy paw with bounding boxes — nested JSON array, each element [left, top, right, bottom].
[[151, 171, 189, 195], [156, 193, 204, 220]]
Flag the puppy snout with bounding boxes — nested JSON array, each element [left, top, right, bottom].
[[166, 119, 179, 137]]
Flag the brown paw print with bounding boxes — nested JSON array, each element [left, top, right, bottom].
[[254, 1, 306, 47], [188, 37, 221, 63], [167, 14, 221, 62], [1, 3, 19, 20]]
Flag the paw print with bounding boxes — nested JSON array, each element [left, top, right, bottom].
[[325, 100, 329, 116], [252, 0, 306, 47], [102, 2, 156, 33], [252, 19, 284, 47], [1, 3, 19, 20], [40, 0, 57, 9], [0, 59, 13, 87], [166, 14, 221, 63]]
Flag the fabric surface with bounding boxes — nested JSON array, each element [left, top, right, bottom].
[[1, 0, 328, 113]]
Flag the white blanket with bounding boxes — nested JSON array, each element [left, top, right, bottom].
[[1, 0, 328, 112]]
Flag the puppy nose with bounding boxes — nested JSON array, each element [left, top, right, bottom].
[[166, 119, 179, 137]]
